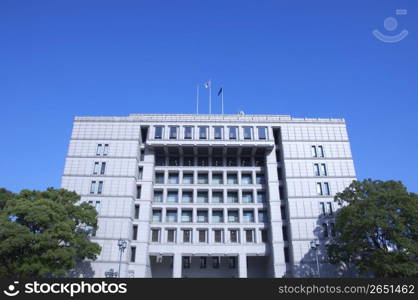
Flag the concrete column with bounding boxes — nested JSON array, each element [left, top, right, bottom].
[[172, 254, 182, 278], [238, 254, 247, 278]]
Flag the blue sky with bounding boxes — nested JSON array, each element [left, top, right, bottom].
[[1, 0, 417, 193]]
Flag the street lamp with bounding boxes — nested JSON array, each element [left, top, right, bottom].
[[310, 239, 321, 277], [105, 268, 118, 278], [117, 239, 127, 278]]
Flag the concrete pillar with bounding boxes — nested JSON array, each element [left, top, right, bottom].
[[238, 254, 247, 278], [172, 254, 182, 278]]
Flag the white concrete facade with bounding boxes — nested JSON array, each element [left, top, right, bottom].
[[61, 114, 356, 278]]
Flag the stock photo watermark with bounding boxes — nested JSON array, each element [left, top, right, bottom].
[[372, 9, 409, 43]]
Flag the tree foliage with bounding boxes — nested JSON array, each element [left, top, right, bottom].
[[327, 179, 418, 277], [0, 188, 101, 278]]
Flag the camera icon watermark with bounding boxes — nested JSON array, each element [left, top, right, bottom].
[[373, 9, 409, 43]]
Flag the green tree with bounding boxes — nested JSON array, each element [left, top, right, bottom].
[[327, 179, 418, 277], [0, 188, 101, 278]]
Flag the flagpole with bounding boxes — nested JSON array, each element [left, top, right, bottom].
[[221, 87, 224, 115], [209, 80, 212, 114], [196, 84, 199, 114]]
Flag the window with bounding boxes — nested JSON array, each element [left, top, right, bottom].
[[256, 173, 265, 184], [322, 223, 329, 238], [182, 173, 194, 184], [311, 145, 317, 157], [155, 126, 163, 139], [93, 162, 100, 175], [166, 210, 177, 223], [181, 210, 192, 223], [318, 145, 324, 157], [243, 210, 255, 223], [241, 156, 251, 166], [169, 126, 178, 139], [200, 257, 207, 268], [167, 229, 176, 242], [319, 202, 326, 215], [241, 173, 253, 184], [151, 229, 160, 242], [96, 144, 103, 156], [257, 191, 266, 203], [183, 156, 194, 166], [258, 210, 268, 223], [140, 149, 145, 161], [324, 182, 330, 195], [212, 191, 223, 203], [154, 190, 163, 202], [183, 256, 191, 268], [245, 230, 254, 243], [212, 173, 223, 184], [134, 204, 140, 219], [229, 257, 236, 268], [183, 230, 191, 243], [229, 127, 237, 139], [97, 181, 103, 194], [316, 182, 323, 195], [167, 191, 178, 203], [197, 191, 208, 203], [168, 173, 179, 184], [132, 225, 138, 240], [182, 191, 193, 203], [261, 229, 268, 242], [243, 127, 252, 139], [228, 210, 239, 223], [213, 230, 223, 243], [138, 166, 143, 179], [155, 156, 165, 166], [197, 156, 208, 166], [321, 164, 327, 176], [184, 126, 193, 139], [103, 144, 109, 156], [255, 156, 265, 166], [197, 210, 208, 223], [280, 205, 287, 220], [330, 223, 336, 237], [284, 247, 290, 263], [152, 210, 162, 222], [198, 230, 207, 243], [100, 162, 106, 175], [212, 210, 224, 223], [229, 230, 238, 243], [227, 192, 238, 203], [199, 126, 207, 139], [130, 247, 136, 262], [314, 164, 320, 176], [214, 127, 223, 139], [155, 172, 164, 184], [327, 202, 333, 215], [258, 127, 267, 140], [213, 157, 223, 166], [136, 185, 141, 199], [212, 257, 220, 268], [227, 173, 238, 184], [169, 156, 179, 166], [197, 173, 208, 184], [226, 156, 237, 166], [90, 181, 96, 194], [242, 191, 253, 203]]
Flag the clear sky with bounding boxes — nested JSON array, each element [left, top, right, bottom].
[[1, 0, 417, 193]]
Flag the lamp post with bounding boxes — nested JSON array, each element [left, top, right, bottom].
[[310, 239, 321, 277], [105, 268, 118, 278], [117, 239, 127, 278]]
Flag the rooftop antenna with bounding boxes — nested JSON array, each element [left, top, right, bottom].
[[204, 80, 212, 114], [196, 84, 199, 114]]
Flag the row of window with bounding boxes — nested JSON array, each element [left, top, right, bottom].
[[96, 144, 109, 156], [151, 208, 268, 223], [155, 171, 265, 185], [152, 189, 267, 204], [150, 227, 268, 244], [154, 125, 268, 141], [155, 155, 265, 167]]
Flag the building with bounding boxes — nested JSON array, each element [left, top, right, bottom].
[[61, 113, 357, 278]]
